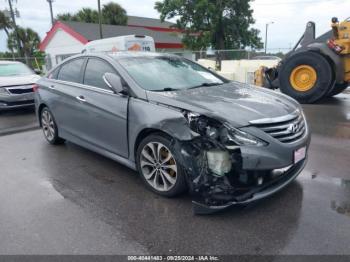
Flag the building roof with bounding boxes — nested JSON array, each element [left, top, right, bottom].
[[62, 21, 181, 44], [127, 15, 175, 29], [39, 20, 183, 51]]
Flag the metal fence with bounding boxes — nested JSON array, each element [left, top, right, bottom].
[[165, 49, 286, 63]]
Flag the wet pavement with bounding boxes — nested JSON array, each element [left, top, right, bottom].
[[0, 94, 349, 255], [0, 107, 38, 136]]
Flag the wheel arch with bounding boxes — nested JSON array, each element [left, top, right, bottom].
[[133, 128, 174, 160], [128, 98, 195, 162]]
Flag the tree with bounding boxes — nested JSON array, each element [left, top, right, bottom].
[[56, 12, 77, 21], [75, 8, 99, 23], [0, 10, 12, 37], [56, 9, 99, 23], [155, 0, 263, 51], [55, 2, 127, 25], [7, 27, 40, 65], [102, 2, 127, 25], [0, 10, 15, 58]]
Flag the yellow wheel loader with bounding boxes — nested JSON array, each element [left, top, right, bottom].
[[255, 17, 350, 103]]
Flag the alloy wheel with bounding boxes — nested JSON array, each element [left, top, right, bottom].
[[140, 142, 178, 192], [41, 110, 55, 141]]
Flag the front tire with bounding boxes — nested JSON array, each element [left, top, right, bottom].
[[279, 52, 334, 103], [136, 133, 187, 197], [40, 107, 65, 145]]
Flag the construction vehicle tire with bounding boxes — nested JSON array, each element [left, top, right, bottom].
[[279, 52, 334, 103], [326, 82, 349, 97]]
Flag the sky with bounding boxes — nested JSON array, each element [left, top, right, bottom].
[[0, 0, 349, 53]]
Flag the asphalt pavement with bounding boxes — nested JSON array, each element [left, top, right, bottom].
[[0, 94, 349, 255], [0, 106, 38, 136]]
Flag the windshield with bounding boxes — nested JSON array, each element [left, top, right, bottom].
[[0, 63, 34, 77], [118, 56, 225, 91]]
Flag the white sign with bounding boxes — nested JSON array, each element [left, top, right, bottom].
[[126, 41, 154, 52]]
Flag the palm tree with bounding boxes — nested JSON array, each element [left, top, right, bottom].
[[55, 2, 128, 26], [56, 12, 77, 22], [0, 10, 12, 36], [0, 10, 15, 58], [76, 8, 99, 23], [102, 2, 127, 25], [7, 27, 40, 65]]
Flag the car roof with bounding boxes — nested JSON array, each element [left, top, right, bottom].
[[80, 51, 178, 60], [54, 52, 181, 72]]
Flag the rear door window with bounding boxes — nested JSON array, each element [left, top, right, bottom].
[[83, 58, 115, 90], [57, 58, 85, 83]]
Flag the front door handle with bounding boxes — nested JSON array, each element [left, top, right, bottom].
[[76, 95, 86, 102], [49, 85, 55, 89]]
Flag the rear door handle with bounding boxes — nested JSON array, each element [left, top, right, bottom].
[[76, 95, 86, 102]]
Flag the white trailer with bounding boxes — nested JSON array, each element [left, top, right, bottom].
[[82, 35, 156, 54]]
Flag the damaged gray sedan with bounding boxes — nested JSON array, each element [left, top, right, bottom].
[[35, 52, 310, 214]]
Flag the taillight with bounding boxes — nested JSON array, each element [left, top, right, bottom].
[[32, 84, 39, 92], [327, 39, 345, 54]]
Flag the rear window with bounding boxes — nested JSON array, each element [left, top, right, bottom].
[[57, 58, 85, 83], [0, 63, 33, 77]]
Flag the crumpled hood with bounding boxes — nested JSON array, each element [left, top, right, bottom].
[[0, 74, 40, 87], [146, 82, 300, 127]]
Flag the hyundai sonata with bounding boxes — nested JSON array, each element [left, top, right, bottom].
[[35, 52, 310, 214]]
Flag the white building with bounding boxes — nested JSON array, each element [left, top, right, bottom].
[[39, 16, 184, 69]]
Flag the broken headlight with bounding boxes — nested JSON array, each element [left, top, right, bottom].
[[185, 112, 221, 139], [185, 112, 267, 147], [220, 125, 267, 147]]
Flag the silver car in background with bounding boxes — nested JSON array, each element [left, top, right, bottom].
[[0, 61, 40, 110], [35, 52, 310, 214]]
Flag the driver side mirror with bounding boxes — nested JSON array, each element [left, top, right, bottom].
[[103, 73, 124, 93], [34, 68, 42, 75]]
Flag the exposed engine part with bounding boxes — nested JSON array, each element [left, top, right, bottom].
[[175, 137, 266, 209], [206, 150, 232, 176]]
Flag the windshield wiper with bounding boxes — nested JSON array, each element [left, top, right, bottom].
[[150, 87, 180, 92], [188, 82, 223, 89]]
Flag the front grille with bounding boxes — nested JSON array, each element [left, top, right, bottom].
[[250, 111, 306, 143], [6, 85, 34, 94]]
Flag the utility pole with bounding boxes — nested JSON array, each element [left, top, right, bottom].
[[7, 0, 22, 58], [47, 0, 54, 26], [97, 0, 103, 39], [265, 21, 274, 54]]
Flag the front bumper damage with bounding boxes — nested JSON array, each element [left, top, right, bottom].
[[175, 137, 308, 215]]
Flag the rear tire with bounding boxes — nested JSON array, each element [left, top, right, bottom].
[[326, 82, 348, 97], [40, 107, 65, 145], [136, 133, 187, 197], [279, 52, 334, 103]]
